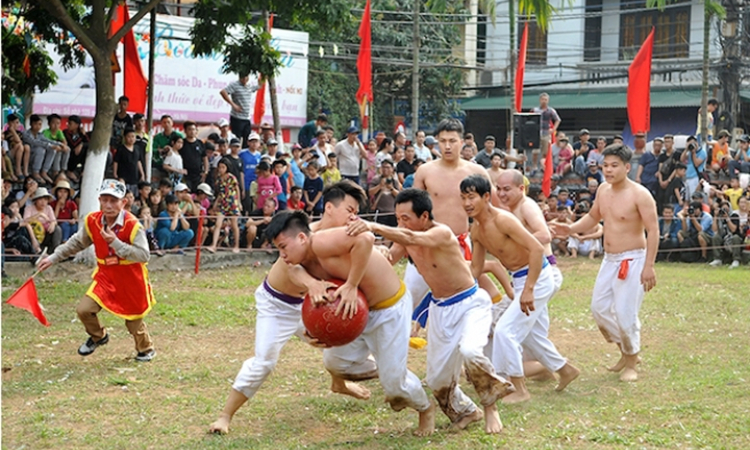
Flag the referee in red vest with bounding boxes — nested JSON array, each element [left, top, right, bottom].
[[38, 179, 156, 362]]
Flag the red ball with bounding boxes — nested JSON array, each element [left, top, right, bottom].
[[302, 279, 369, 347]]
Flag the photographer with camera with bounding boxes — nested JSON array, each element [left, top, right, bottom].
[[657, 205, 682, 262], [708, 199, 746, 268], [367, 159, 401, 227], [677, 200, 714, 262], [680, 136, 707, 201]]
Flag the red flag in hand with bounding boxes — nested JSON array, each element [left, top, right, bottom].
[[6, 278, 50, 327]]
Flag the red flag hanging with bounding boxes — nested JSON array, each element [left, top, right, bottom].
[[356, 0, 373, 113], [110, 4, 149, 113], [542, 127, 555, 197], [6, 278, 50, 327], [22, 54, 31, 78], [253, 79, 267, 125], [627, 28, 654, 135], [515, 22, 529, 113]]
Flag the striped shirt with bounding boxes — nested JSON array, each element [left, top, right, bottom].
[[224, 80, 259, 120]]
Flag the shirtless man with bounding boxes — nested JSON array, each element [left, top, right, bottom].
[[346, 189, 514, 434], [461, 175, 580, 403], [267, 211, 436, 436], [409, 118, 503, 310], [209, 181, 378, 435], [486, 152, 505, 187], [551, 144, 658, 382]]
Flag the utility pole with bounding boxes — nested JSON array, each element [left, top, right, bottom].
[[718, 0, 741, 134], [265, 10, 281, 140], [411, 0, 420, 135], [146, 7, 156, 182]]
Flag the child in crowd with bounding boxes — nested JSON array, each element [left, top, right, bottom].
[[722, 177, 743, 211], [287, 186, 305, 210], [273, 159, 290, 211], [322, 152, 342, 187], [556, 143, 573, 175], [138, 205, 161, 254], [148, 189, 164, 218], [163, 135, 187, 185], [50, 180, 78, 242], [584, 160, 604, 185], [63, 115, 88, 182], [42, 114, 70, 179], [303, 162, 324, 216], [403, 159, 425, 188], [254, 161, 281, 211], [365, 138, 378, 185], [666, 163, 687, 212], [193, 183, 213, 214]]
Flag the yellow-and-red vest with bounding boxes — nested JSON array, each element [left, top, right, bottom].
[[84, 211, 155, 320]]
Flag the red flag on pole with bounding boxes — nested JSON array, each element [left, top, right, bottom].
[[356, 0, 373, 119], [111, 4, 148, 113], [627, 28, 654, 135], [542, 127, 555, 197], [515, 22, 529, 113], [253, 79, 267, 125], [6, 278, 50, 327]]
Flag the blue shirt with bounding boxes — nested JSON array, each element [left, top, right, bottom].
[[290, 159, 305, 187], [303, 176, 324, 211], [239, 150, 261, 191], [403, 173, 416, 188], [685, 147, 707, 179], [639, 151, 659, 185], [278, 172, 290, 203], [659, 218, 681, 240], [687, 211, 714, 237], [156, 211, 177, 233]]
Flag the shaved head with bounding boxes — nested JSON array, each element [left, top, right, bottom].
[[498, 169, 524, 187]]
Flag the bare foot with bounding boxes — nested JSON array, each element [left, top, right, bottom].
[[501, 390, 531, 404], [208, 415, 230, 434], [205, 246, 216, 254], [232, 247, 240, 254], [555, 363, 580, 392], [608, 354, 642, 372], [331, 379, 371, 400], [620, 367, 638, 382], [414, 402, 436, 437], [452, 408, 484, 430], [529, 370, 556, 382], [484, 404, 503, 434]]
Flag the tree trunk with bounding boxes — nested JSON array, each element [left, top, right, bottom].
[[411, 0, 420, 135], [719, 2, 740, 135], [700, 6, 711, 144], [264, 10, 282, 145], [75, 52, 116, 265]]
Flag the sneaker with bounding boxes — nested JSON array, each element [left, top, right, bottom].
[[135, 349, 156, 362], [78, 334, 109, 356], [709, 259, 723, 267], [730, 260, 741, 269]]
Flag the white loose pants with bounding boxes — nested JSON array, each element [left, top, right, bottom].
[[591, 249, 646, 355], [427, 286, 512, 423], [404, 261, 430, 310], [232, 284, 305, 399], [323, 291, 431, 412], [493, 264, 567, 378]]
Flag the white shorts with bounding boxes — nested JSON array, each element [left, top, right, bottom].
[[405, 261, 430, 310], [323, 289, 430, 412], [567, 237, 602, 256], [232, 282, 305, 399], [493, 263, 567, 378], [591, 249, 646, 355], [426, 284, 511, 423]]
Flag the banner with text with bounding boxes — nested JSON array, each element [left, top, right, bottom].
[[33, 13, 308, 127]]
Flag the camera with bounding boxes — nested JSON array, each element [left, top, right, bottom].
[[687, 207, 695, 215], [386, 178, 394, 185], [687, 142, 697, 152]]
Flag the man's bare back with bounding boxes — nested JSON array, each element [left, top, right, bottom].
[[304, 228, 403, 306], [415, 159, 492, 235], [508, 196, 554, 256], [487, 167, 504, 187]]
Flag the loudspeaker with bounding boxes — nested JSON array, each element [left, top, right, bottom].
[[514, 113, 541, 150]]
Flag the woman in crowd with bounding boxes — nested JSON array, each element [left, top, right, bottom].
[[206, 158, 241, 254]]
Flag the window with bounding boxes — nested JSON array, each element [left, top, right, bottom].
[[519, 17, 547, 65], [584, 0, 603, 62], [619, 0, 690, 60]]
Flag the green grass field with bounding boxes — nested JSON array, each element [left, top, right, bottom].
[[2, 260, 749, 450]]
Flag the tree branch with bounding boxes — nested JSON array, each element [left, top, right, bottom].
[[33, 0, 98, 55], [105, 1, 120, 30], [107, 0, 163, 52]]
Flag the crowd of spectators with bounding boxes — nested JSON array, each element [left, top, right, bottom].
[[2, 94, 749, 271]]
